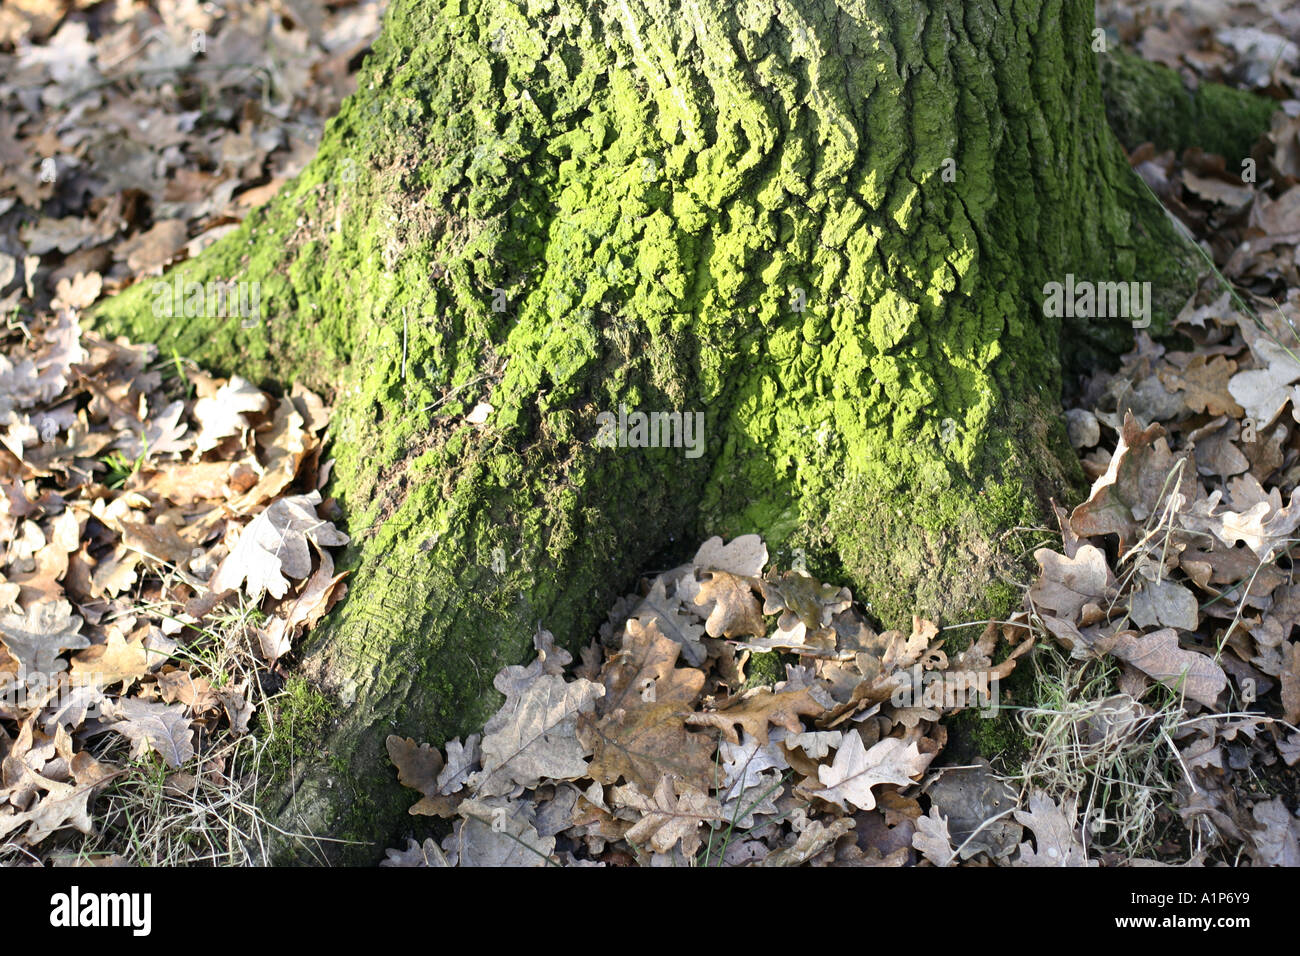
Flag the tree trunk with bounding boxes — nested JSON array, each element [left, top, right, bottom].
[[90, 0, 1202, 862]]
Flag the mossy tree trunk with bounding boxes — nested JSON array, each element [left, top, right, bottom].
[[92, 0, 1202, 862]]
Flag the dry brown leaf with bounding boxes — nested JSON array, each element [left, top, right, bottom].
[[597, 618, 704, 714], [209, 491, 349, 599], [1013, 792, 1092, 867], [1106, 629, 1227, 708], [101, 698, 195, 769], [1280, 641, 1300, 725], [1029, 545, 1116, 623], [473, 674, 604, 797], [617, 775, 721, 857], [686, 681, 827, 745], [1159, 354, 1243, 417], [0, 601, 88, 679], [259, 549, 348, 662], [693, 570, 765, 639], [192, 376, 270, 453], [1070, 413, 1196, 550], [386, 735, 444, 797], [813, 733, 934, 811], [912, 806, 955, 866]]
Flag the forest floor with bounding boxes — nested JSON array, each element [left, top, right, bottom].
[[1, 0, 1299, 866]]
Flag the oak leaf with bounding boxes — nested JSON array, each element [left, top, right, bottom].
[[1106, 629, 1227, 708], [209, 491, 349, 599], [473, 674, 604, 797], [0, 600, 88, 678], [1013, 792, 1092, 867], [101, 698, 195, 769], [693, 570, 765, 639], [617, 775, 722, 857], [686, 681, 828, 745], [813, 734, 934, 811], [1029, 545, 1116, 623]]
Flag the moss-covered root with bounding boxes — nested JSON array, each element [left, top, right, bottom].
[[1100, 46, 1278, 159], [89, 0, 1206, 862]]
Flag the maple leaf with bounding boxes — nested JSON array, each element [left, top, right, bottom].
[[210, 491, 349, 599], [813, 733, 934, 811], [0, 600, 89, 678], [1013, 792, 1093, 867], [473, 674, 604, 797]]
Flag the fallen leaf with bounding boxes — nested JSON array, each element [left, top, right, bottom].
[[813, 733, 934, 812]]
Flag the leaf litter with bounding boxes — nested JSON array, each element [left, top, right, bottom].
[[5, 0, 1300, 866], [0, 310, 350, 861]]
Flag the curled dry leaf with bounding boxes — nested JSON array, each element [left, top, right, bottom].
[[693, 570, 765, 639], [209, 491, 349, 600]]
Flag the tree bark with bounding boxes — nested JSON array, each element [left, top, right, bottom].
[[90, 0, 1202, 862]]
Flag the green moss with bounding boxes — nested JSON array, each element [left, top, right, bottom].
[[942, 643, 1037, 772], [743, 651, 787, 690], [263, 676, 336, 787], [1101, 47, 1277, 160], [89, 0, 1205, 860]]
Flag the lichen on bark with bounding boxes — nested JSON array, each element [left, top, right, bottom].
[[89, 0, 1204, 861]]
